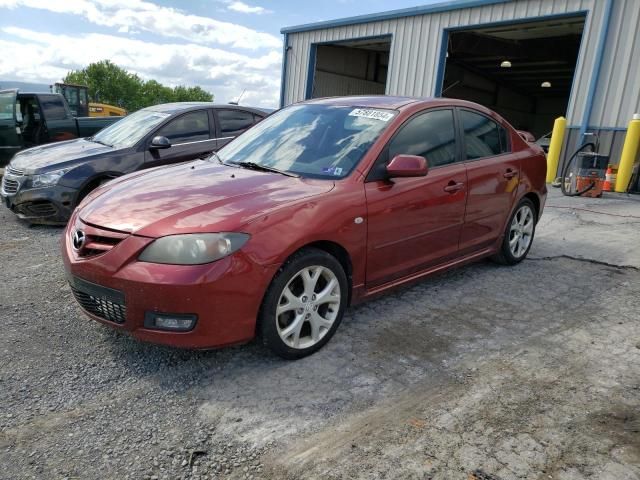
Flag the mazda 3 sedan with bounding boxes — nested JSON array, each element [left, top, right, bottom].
[[62, 96, 547, 359]]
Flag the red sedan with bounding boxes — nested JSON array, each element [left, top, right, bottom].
[[62, 96, 547, 359]]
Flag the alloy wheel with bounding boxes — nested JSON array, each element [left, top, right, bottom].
[[276, 266, 341, 349], [508, 205, 534, 258]]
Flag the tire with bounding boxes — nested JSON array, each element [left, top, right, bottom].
[[492, 198, 537, 265], [259, 248, 348, 360]]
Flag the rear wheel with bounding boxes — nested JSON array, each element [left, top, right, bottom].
[[492, 198, 536, 265], [260, 248, 347, 359]]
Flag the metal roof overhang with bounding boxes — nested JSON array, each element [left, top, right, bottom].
[[280, 0, 512, 34]]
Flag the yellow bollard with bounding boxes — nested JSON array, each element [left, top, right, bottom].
[[546, 116, 566, 183], [615, 114, 640, 193]]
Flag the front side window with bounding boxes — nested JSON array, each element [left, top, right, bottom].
[[461, 110, 510, 160], [218, 109, 255, 135], [156, 110, 210, 143], [40, 96, 68, 121], [216, 105, 395, 179], [368, 109, 456, 181], [0, 91, 16, 120]]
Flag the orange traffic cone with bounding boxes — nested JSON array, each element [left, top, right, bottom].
[[603, 165, 615, 191]]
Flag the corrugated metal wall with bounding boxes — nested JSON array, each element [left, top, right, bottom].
[[313, 71, 385, 98], [283, 0, 640, 129], [589, 0, 640, 128]]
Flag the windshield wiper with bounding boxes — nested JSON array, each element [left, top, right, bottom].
[[209, 151, 223, 164], [231, 161, 299, 178]]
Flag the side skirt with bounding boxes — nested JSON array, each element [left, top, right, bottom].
[[354, 246, 496, 303]]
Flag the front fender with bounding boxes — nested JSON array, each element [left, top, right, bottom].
[[242, 183, 368, 289]]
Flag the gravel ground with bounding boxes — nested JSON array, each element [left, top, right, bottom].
[[1, 189, 639, 480]]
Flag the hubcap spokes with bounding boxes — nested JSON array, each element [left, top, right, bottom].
[[276, 266, 341, 349], [509, 206, 534, 258]]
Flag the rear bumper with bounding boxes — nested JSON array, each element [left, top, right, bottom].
[[1, 184, 77, 224]]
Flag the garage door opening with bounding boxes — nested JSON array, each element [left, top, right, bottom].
[[307, 36, 391, 99], [441, 15, 585, 139]]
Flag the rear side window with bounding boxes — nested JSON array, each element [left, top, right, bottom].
[[40, 96, 68, 120], [218, 109, 255, 135], [156, 110, 210, 143], [461, 110, 510, 159]]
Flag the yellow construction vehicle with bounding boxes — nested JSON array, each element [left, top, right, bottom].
[[51, 83, 126, 118], [88, 103, 127, 117]]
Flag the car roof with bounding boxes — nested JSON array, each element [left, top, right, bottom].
[[144, 102, 271, 115], [301, 95, 499, 114]]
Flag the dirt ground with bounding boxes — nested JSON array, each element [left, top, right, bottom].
[[0, 188, 639, 480]]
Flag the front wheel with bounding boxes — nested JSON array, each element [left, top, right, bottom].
[[492, 198, 537, 265], [259, 248, 348, 359]]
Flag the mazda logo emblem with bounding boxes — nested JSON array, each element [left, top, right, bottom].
[[72, 229, 86, 251]]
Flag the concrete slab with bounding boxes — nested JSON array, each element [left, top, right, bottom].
[[533, 188, 640, 268]]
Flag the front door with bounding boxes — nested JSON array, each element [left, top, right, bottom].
[[0, 89, 21, 166], [456, 108, 520, 254], [364, 108, 467, 287], [145, 109, 217, 167]]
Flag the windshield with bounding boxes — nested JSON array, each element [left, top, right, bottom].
[[0, 91, 16, 121], [91, 109, 170, 148], [217, 104, 396, 179]]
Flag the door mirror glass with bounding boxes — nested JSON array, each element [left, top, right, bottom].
[[149, 136, 171, 150], [386, 154, 429, 178]]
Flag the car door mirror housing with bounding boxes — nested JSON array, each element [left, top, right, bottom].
[[386, 154, 429, 178], [149, 136, 171, 150]]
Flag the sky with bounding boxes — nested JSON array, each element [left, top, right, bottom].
[[0, 0, 439, 108]]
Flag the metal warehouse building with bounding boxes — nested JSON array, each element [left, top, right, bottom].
[[279, 0, 640, 167]]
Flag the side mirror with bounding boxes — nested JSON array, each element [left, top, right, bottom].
[[386, 154, 428, 178], [149, 136, 171, 150], [517, 130, 535, 142]]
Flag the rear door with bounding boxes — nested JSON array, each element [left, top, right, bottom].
[[214, 108, 260, 148], [364, 108, 468, 287], [457, 108, 520, 255], [144, 109, 217, 167], [0, 89, 21, 166]]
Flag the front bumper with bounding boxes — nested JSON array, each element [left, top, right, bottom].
[[61, 214, 278, 349], [1, 176, 78, 224]]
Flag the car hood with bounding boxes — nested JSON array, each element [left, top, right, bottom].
[[79, 161, 335, 236], [11, 138, 116, 173]]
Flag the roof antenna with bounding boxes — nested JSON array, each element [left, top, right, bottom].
[[228, 89, 246, 105]]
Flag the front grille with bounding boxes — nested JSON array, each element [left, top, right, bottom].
[[72, 221, 129, 258], [23, 201, 57, 217], [1, 176, 19, 195], [6, 166, 25, 176], [69, 276, 127, 324]]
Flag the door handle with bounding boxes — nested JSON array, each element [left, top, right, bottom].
[[443, 181, 464, 193], [503, 169, 518, 179]]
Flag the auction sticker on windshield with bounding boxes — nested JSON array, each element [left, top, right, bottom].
[[348, 108, 394, 122]]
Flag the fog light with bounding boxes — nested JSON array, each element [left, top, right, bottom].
[[144, 312, 197, 331]]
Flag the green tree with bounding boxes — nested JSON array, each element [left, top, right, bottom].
[[172, 85, 213, 102], [63, 60, 214, 111], [139, 80, 175, 107]]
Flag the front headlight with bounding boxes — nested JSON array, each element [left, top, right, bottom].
[[138, 233, 250, 265], [31, 168, 71, 188]]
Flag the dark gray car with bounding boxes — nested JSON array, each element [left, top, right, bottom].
[[0, 102, 270, 224]]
